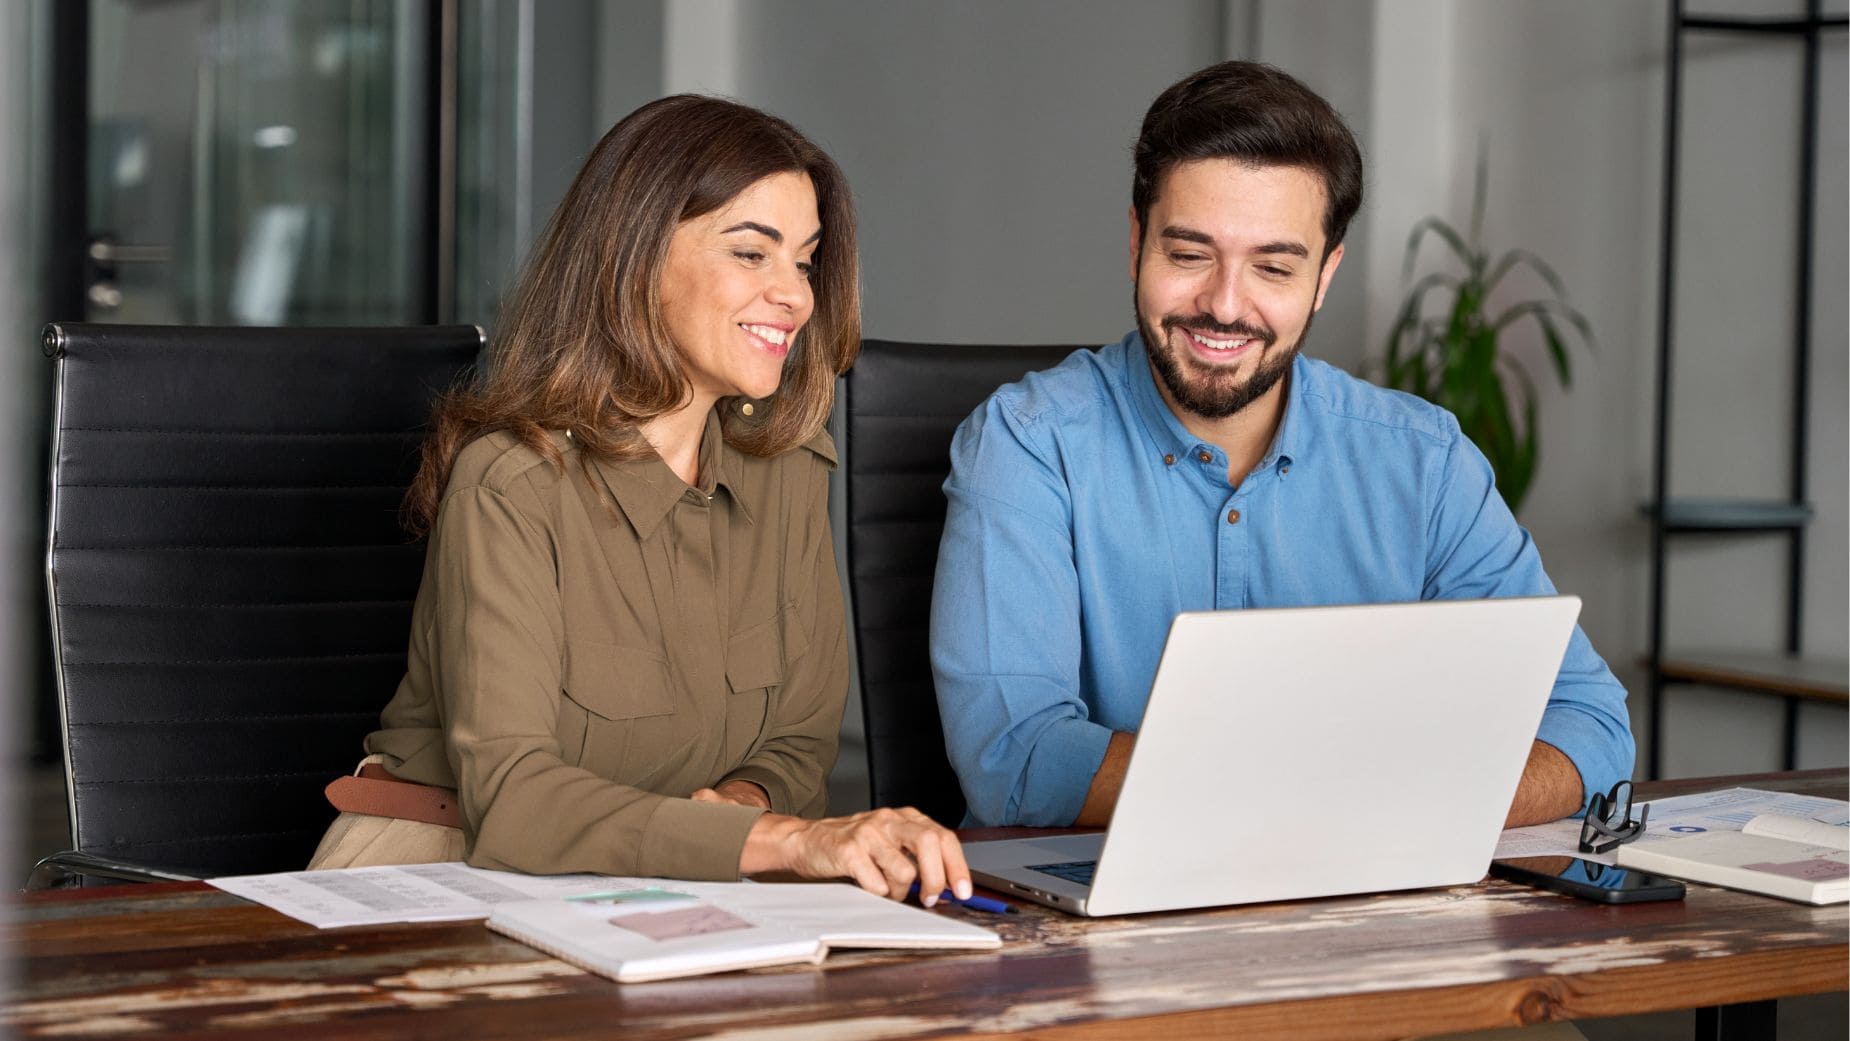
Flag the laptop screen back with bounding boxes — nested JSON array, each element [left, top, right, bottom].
[[1082, 596, 1580, 916]]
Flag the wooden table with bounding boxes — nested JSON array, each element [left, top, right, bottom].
[[9, 770, 1847, 1040]]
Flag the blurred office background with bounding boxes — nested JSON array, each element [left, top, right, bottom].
[[1, 0, 1844, 910]]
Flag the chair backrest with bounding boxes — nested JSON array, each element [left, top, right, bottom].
[[44, 323, 480, 877], [840, 339, 1082, 826]]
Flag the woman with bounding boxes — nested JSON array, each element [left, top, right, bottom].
[[310, 95, 972, 906]]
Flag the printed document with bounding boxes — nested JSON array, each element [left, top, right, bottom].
[[1493, 786, 1850, 865], [210, 862, 619, 928]]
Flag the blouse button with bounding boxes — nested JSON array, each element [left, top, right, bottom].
[[1227, 509, 1241, 525], [1197, 450, 1212, 463], [1163, 453, 1175, 466]]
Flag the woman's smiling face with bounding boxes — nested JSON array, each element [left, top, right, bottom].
[[658, 170, 822, 408]]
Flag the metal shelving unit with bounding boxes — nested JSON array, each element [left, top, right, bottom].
[[1646, 0, 1849, 778]]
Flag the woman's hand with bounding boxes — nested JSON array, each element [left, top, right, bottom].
[[740, 807, 973, 906], [690, 779, 772, 810]]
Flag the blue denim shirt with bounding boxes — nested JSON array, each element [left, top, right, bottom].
[[929, 331, 1634, 827]]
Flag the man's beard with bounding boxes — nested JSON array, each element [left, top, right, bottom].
[[1135, 281, 1313, 420]]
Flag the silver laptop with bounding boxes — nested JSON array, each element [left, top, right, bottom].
[[964, 596, 1582, 916]]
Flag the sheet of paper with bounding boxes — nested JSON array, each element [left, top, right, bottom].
[[210, 862, 633, 929], [1493, 787, 1850, 865], [1492, 819, 1611, 864]]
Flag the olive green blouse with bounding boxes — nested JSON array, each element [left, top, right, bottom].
[[366, 410, 847, 881]]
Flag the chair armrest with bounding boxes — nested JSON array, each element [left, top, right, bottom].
[[25, 849, 203, 890]]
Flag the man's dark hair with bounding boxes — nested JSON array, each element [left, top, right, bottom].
[[1133, 61, 1363, 258]]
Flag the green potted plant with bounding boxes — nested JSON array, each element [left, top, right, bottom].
[[1381, 155, 1593, 515]]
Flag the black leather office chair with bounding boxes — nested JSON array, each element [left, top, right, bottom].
[[32, 323, 480, 886], [840, 339, 1082, 827]]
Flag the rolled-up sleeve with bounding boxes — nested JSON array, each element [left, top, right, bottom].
[[932, 400, 1111, 827], [1423, 426, 1635, 813]]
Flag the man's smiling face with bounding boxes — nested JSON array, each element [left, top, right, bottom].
[[1132, 158, 1344, 420]]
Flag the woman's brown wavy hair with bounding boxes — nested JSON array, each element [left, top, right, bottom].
[[403, 94, 861, 534]]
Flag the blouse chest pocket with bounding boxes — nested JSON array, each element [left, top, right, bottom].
[[558, 642, 676, 777], [726, 601, 808, 694], [562, 642, 677, 719]]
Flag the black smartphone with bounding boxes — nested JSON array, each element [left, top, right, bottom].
[[1490, 857, 1686, 904]]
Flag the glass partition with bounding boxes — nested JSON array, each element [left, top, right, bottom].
[[86, 0, 429, 325]]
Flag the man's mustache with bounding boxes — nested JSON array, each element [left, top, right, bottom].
[[1161, 314, 1276, 345]]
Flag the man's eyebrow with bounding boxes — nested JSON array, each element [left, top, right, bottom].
[[1159, 225, 1214, 246], [1254, 240, 1310, 259], [721, 222, 824, 247]]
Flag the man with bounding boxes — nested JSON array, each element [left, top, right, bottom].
[[930, 60, 1633, 829]]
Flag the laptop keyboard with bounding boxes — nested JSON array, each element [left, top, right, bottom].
[[1028, 860, 1097, 886]]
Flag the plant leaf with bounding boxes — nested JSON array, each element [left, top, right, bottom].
[[1375, 160, 1591, 518], [1401, 217, 1476, 285], [1507, 384, 1541, 515], [1489, 298, 1594, 355], [1500, 296, 1597, 351], [1383, 272, 1465, 396], [1501, 355, 1538, 434], [1492, 359, 1540, 514], [1485, 247, 1572, 302], [1393, 271, 1464, 332], [1536, 312, 1573, 388]]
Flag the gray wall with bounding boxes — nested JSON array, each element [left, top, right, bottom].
[[677, 0, 1233, 345]]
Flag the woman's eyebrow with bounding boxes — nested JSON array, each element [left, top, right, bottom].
[[721, 221, 783, 242], [720, 223, 824, 247]]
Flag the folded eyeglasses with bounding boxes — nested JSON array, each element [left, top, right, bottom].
[[1578, 779, 1649, 855]]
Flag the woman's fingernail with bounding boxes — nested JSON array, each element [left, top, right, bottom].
[[954, 881, 973, 900]]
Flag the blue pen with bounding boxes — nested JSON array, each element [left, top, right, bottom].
[[906, 881, 1017, 914]]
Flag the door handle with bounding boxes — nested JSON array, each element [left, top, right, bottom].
[[86, 282, 124, 309], [88, 239, 170, 264]]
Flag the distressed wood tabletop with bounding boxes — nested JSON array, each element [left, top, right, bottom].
[[9, 770, 1847, 1040]]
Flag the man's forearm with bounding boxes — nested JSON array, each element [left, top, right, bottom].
[[1503, 739, 1585, 828], [1074, 732, 1135, 826]]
